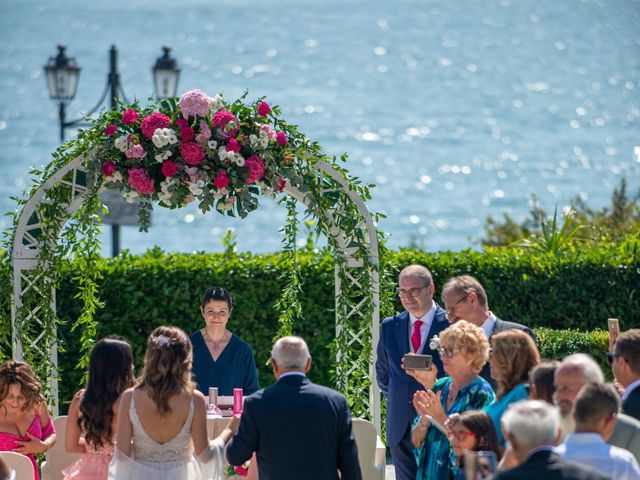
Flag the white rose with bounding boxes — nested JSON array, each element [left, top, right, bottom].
[[209, 94, 224, 113]]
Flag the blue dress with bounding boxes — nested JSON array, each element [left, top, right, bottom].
[[190, 331, 260, 396], [413, 376, 495, 480], [484, 382, 529, 446]]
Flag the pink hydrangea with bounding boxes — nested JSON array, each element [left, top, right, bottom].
[[196, 120, 211, 143], [102, 161, 117, 177], [180, 141, 205, 166], [127, 168, 155, 194], [226, 138, 241, 153], [213, 170, 230, 189], [260, 124, 276, 141], [212, 109, 239, 138], [140, 112, 171, 139], [104, 124, 117, 137], [178, 89, 211, 119], [161, 160, 178, 177], [245, 155, 265, 184], [125, 144, 146, 159], [122, 109, 139, 125], [276, 131, 288, 145], [257, 101, 271, 117]]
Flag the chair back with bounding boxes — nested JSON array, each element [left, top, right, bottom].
[[352, 418, 385, 480], [41, 416, 82, 480], [0, 451, 34, 480]]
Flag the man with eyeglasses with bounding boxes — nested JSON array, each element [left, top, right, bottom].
[[441, 275, 534, 385], [375, 264, 449, 480]]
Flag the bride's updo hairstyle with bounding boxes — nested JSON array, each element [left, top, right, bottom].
[[139, 326, 195, 415]]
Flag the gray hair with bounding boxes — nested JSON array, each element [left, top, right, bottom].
[[271, 336, 310, 370], [501, 400, 560, 448], [398, 265, 433, 286], [441, 275, 488, 308], [559, 353, 605, 384]]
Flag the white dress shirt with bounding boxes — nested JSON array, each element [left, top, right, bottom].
[[409, 303, 437, 353], [556, 432, 640, 480], [480, 312, 497, 339]]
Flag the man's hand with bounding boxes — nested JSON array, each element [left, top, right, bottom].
[[404, 363, 438, 390]]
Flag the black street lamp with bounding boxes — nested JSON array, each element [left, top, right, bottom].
[[43, 44, 180, 256]]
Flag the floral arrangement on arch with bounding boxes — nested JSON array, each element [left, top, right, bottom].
[[91, 89, 304, 230]]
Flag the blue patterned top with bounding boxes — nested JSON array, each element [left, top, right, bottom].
[[484, 382, 529, 446], [413, 376, 495, 480]]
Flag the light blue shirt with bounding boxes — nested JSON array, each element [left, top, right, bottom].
[[556, 432, 640, 480], [484, 383, 528, 446]]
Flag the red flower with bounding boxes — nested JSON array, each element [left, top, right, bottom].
[[226, 138, 241, 153], [175, 118, 190, 129], [276, 131, 288, 145], [180, 141, 205, 166], [212, 109, 239, 138], [122, 109, 139, 126], [180, 127, 195, 142], [234, 464, 249, 477], [141, 112, 171, 139], [102, 161, 117, 177], [278, 178, 286, 191], [213, 170, 230, 189], [257, 101, 271, 117], [161, 160, 179, 177], [245, 155, 265, 184], [104, 124, 117, 137]]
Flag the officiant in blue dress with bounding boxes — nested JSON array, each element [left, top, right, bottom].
[[190, 286, 260, 396]]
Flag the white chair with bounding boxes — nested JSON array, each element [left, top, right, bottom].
[[352, 418, 385, 480], [41, 416, 82, 480], [0, 451, 35, 480]]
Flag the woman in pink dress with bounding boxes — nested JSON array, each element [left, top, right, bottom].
[[64, 337, 135, 480], [0, 360, 57, 480]]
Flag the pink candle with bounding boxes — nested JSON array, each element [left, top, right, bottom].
[[233, 388, 243, 414]]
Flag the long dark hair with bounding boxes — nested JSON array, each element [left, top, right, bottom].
[[79, 338, 134, 449], [457, 410, 501, 463], [138, 326, 194, 415]]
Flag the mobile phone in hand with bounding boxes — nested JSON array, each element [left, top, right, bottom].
[[608, 318, 620, 338], [402, 353, 432, 370]]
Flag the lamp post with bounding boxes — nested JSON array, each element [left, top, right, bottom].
[[44, 44, 180, 256]]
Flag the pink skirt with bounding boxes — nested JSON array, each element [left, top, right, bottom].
[[62, 452, 112, 480]]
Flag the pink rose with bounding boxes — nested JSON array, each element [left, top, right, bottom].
[[260, 124, 276, 141], [161, 160, 179, 177], [127, 167, 155, 194], [102, 161, 117, 177], [257, 101, 271, 117], [180, 141, 205, 166], [175, 118, 190, 129], [104, 124, 117, 137], [196, 120, 211, 143], [179, 89, 211, 119], [180, 127, 195, 142], [234, 465, 249, 477], [213, 170, 230, 189], [125, 144, 146, 159], [226, 138, 241, 153], [122, 109, 139, 126], [211, 109, 239, 138], [278, 178, 286, 191], [245, 155, 265, 184], [141, 112, 171, 139], [276, 131, 288, 145]]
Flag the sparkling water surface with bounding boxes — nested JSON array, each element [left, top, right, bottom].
[[1, 0, 639, 254]]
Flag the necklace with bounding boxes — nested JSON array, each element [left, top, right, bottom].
[[204, 329, 229, 350]]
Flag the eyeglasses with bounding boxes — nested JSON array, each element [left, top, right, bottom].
[[437, 347, 460, 358], [447, 429, 477, 441], [203, 309, 229, 318], [445, 292, 470, 319], [606, 352, 621, 365], [397, 286, 428, 298]]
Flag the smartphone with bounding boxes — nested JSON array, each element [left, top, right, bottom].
[[402, 353, 432, 370], [464, 451, 498, 480], [608, 318, 620, 337]]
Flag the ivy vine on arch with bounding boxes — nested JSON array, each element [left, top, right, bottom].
[[4, 89, 390, 430]]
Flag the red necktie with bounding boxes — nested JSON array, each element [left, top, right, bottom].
[[411, 320, 424, 353]]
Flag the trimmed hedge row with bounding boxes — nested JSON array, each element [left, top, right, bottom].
[[1, 246, 636, 411]]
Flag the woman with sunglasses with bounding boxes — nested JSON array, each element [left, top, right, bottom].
[[408, 320, 495, 480], [447, 410, 500, 479]]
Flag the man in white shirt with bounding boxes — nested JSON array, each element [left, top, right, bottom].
[[557, 382, 640, 479], [611, 329, 640, 421]]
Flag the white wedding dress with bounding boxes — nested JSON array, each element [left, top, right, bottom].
[[108, 390, 224, 480]]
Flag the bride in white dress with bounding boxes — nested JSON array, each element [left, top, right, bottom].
[[108, 326, 239, 480]]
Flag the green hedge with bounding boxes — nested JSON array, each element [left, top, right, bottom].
[[1, 245, 637, 411]]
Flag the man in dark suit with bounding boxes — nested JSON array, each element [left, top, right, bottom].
[[495, 400, 609, 480], [440, 274, 535, 385], [226, 336, 362, 480], [375, 264, 449, 480], [611, 329, 640, 421]]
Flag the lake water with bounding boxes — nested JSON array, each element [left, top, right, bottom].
[[1, 0, 639, 255]]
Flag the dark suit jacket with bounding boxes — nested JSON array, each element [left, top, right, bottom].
[[479, 317, 536, 386], [494, 449, 610, 480], [609, 412, 640, 463], [623, 385, 640, 422], [226, 374, 362, 480], [375, 305, 449, 447]]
